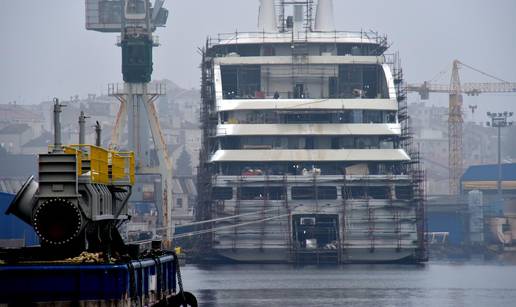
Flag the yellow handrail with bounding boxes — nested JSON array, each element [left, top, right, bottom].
[[111, 151, 135, 185], [48, 144, 134, 186]]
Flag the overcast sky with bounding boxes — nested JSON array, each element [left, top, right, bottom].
[[1, 0, 515, 117]]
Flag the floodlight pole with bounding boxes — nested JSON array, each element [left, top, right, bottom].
[[487, 111, 514, 204]]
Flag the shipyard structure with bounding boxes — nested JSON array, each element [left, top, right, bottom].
[[196, 0, 427, 263]]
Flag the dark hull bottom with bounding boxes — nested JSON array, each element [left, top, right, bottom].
[[202, 248, 426, 265]]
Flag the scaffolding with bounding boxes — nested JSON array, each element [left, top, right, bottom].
[[277, 0, 315, 33], [195, 23, 427, 264], [391, 53, 428, 262], [259, 173, 270, 252], [283, 175, 294, 262], [195, 43, 218, 257], [232, 178, 243, 252], [339, 174, 347, 262]]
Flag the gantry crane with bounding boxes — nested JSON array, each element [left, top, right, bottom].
[[407, 60, 516, 196], [85, 0, 175, 243]]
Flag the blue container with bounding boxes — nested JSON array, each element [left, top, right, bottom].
[[427, 212, 466, 246], [0, 255, 177, 304], [0, 192, 39, 246]]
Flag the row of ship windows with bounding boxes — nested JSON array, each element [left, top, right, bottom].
[[212, 186, 414, 201], [214, 162, 408, 176], [220, 110, 397, 125], [217, 136, 399, 150], [220, 64, 389, 100], [209, 43, 384, 58]]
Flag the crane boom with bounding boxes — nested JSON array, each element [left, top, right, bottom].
[[406, 59, 516, 196], [407, 81, 516, 98]]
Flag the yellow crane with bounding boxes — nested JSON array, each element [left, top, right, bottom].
[[407, 60, 516, 196]]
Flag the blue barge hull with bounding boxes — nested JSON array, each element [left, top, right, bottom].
[[0, 255, 176, 305]]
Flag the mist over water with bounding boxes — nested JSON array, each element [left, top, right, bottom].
[[181, 263, 516, 307]]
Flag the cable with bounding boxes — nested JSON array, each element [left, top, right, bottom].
[[154, 208, 281, 230], [458, 61, 510, 83], [429, 63, 452, 83]]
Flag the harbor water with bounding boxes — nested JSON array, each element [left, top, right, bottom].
[[180, 262, 516, 306]]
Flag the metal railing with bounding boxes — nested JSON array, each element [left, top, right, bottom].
[[50, 144, 135, 186], [108, 82, 167, 96], [111, 151, 135, 185], [207, 30, 388, 49]]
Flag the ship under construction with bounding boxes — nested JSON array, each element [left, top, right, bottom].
[[196, 0, 427, 263]]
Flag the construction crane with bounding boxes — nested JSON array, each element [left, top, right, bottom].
[[85, 0, 175, 243], [407, 60, 516, 196]]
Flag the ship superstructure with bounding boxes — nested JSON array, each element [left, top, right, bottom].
[[197, 0, 426, 263]]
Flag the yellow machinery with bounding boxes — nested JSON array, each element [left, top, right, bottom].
[[7, 99, 136, 256]]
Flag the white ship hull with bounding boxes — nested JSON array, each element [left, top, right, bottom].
[[197, 1, 427, 264]]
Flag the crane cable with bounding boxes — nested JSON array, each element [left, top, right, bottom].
[[457, 61, 510, 83]]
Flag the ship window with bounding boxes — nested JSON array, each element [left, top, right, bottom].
[[238, 187, 284, 200], [364, 110, 382, 123], [292, 187, 315, 200], [212, 187, 233, 200], [355, 136, 380, 149], [267, 187, 285, 200], [317, 186, 337, 200], [240, 187, 265, 200], [221, 65, 261, 99], [343, 186, 367, 199], [338, 64, 388, 99], [395, 186, 413, 200], [262, 45, 276, 56], [368, 186, 391, 199]]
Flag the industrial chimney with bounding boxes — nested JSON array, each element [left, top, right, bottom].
[[258, 0, 278, 32], [315, 0, 335, 32]]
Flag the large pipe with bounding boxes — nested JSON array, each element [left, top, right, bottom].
[[258, 0, 278, 32], [315, 0, 335, 32], [53, 98, 65, 153], [5, 176, 38, 225], [79, 111, 87, 145], [95, 121, 102, 147]]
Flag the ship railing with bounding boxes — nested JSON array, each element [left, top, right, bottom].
[[67, 145, 110, 185], [108, 82, 166, 96], [110, 151, 135, 185], [212, 174, 412, 183], [208, 30, 388, 48], [220, 90, 388, 101]]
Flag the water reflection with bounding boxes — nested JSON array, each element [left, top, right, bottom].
[[181, 263, 516, 307]]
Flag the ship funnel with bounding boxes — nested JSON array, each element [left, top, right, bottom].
[[315, 0, 335, 32], [258, 0, 278, 32], [5, 176, 38, 225]]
